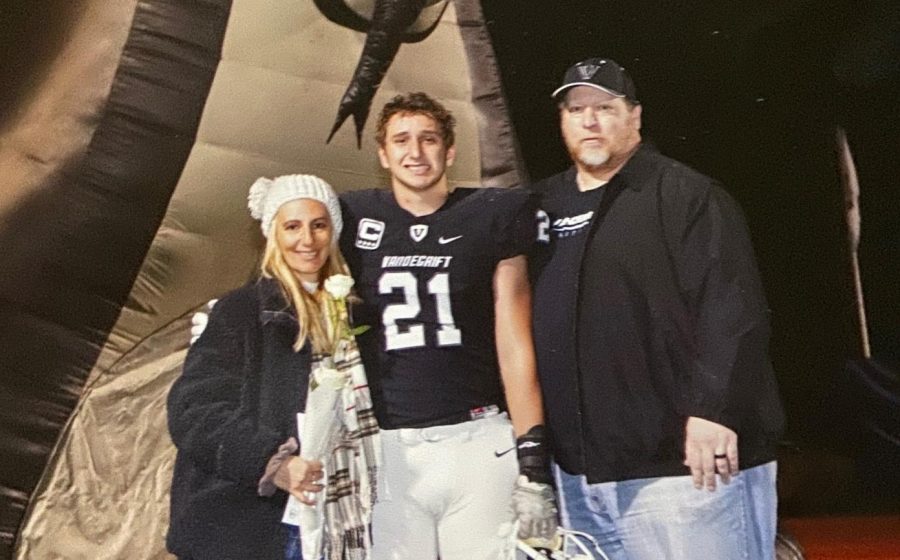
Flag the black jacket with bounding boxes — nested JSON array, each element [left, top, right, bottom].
[[530, 145, 784, 483], [167, 278, 310, 560]]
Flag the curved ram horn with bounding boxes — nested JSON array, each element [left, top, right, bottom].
[[326, 0, 428, 147]]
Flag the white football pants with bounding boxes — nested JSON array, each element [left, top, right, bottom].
[[371, 413, 519, 560]]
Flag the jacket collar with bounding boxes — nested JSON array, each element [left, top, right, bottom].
[[612, 143, 661, 192]]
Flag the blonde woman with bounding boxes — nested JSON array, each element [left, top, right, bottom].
[[167, 175, 379, 560]]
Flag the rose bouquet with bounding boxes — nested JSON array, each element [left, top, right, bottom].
[[283, 274, 376, 560]]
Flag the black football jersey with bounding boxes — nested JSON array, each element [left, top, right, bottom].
[[340, 187, 536, 429]]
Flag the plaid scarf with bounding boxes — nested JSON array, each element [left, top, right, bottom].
[[317, 337, 381, 560]]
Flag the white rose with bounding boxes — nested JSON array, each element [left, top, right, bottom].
[[324, 274, 354, 299]]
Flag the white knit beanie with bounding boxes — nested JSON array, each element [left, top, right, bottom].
[[247, 174, 342, 241]]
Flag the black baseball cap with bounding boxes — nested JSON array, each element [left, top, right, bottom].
[[552, 58, 639, 104]]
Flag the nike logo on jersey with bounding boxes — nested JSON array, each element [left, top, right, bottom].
[[494, 446, 516, 457], [438, 235, 463, 244], [552, 211, 594, 238]]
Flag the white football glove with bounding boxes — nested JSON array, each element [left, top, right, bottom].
[[512, 475, 558, 542], [189, 299, 217, 345]]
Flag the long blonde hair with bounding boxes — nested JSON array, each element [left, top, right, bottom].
[[260, 221, 350, 354]]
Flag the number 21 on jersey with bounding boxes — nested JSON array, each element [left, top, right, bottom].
[[379, 271, 461, 351]]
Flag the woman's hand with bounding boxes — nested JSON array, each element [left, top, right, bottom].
[[274, 456, 325, 504]]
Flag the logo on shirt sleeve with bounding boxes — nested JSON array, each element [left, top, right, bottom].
[[355, 218, 385, 250]]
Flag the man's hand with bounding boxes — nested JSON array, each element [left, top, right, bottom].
[[683, 416, 739, 491], [274, 456, 325, 505], [512, 475, 558, 541], [189, 299, 217, 344]]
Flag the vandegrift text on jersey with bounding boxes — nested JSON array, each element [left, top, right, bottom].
[[381, 255, 453, 268]]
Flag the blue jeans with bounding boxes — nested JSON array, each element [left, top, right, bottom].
[[554, 461, 778, 560], [284, 525, 303, 560]]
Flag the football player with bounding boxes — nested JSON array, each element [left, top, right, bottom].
[[341, 92, 555, 560]]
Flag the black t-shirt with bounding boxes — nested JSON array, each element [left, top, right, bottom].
[[532, 177, 605, 277], [530, 168, 606, 370], [529, 167, 615, 475], [340, 187, 536, 429]]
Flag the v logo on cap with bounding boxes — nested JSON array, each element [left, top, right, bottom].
[[577, 64, 600, 80]]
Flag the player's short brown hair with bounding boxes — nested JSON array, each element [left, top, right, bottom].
[[375, 92, 456, 148]]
